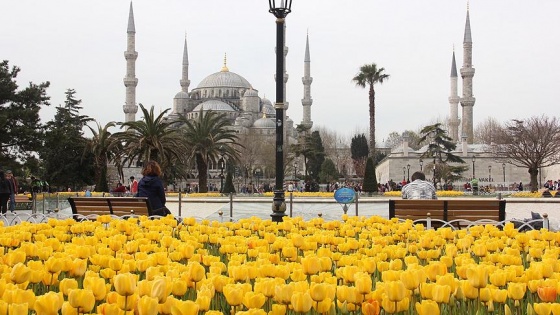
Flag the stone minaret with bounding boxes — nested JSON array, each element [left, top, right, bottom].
[[448, 49, 460, 141], [460, 5, 476, 143], [123, 2, 138, 123], [180, 36, 190, 93], [300, 33, 313, 129]]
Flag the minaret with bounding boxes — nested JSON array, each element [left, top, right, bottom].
[[180, 36, 190, 93], [300, 33, 313, 129], [448, 48, 460, 141], [460, 4, 476, 143], [123, 2, 138, 123]]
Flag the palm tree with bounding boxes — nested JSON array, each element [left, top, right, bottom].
[[114, 104, 186, 177], [180, 109, 240, 193], [352, 63, 390, 157], [84, 121, 117, 192]]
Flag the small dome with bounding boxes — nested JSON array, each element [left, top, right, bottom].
[[253, 115, 276, 128], [262, 104, 275, 116], [174, 91, 189, 99], [196, 70, 252, 89], [193, 100, 235, 112], [261, 97, 273, 106], [244, 89, 258, 97]]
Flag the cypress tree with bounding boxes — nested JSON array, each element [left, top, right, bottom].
[[222, 171, 236, 194], [362, 157, 378, 195]]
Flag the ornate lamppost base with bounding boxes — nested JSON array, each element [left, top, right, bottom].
[[271, 190, 286, 222]]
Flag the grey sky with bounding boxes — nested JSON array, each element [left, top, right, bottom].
[[2, 0, 559, 143]]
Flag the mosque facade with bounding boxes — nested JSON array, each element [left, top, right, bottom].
[[122, 3, 314, 144]]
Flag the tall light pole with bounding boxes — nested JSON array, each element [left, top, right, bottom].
[[502, 163, 506, 184], [419, 159, 423, 172], [406, 164, 411, 182], [488, 165, 492, 182], [472, 156, 476, 179], [402, 167, 406, 182], [269, 0, 292, 222]]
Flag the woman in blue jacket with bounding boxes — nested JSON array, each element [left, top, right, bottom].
[[137, 160, 169, 216]]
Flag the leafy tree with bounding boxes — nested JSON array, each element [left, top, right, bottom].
[[115, 104, 186, 182], [0, 60, 50, 173], [84, 121, 117, 192], [351, 134, 369, 178], [222, 171, 236, 194], [42, 89, 94, 190], [494, 116, 560, 192], [180, 110, 239, 193], [418, 123, 467, 186], [385, 130, 423, 151], [362, 157, 378, 194], [352, 63, 390, 157], [319, 158, 338, 183]]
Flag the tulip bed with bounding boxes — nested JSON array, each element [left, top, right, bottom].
[[1, 215, 560, 315]]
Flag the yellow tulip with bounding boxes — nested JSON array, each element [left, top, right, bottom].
[[171, 278, 188, 296], [432, 284, 451, 304], [400, 269, 424, 290], [492, 288, 508, 304], [68, 289, 96, 313], [34, 291, 63, 315], [242, 291, 266, 309], [508, 282, 527, 301], [113, 273, 137, 296], [480, 287, 492, 303], [223, 284, 245, 306], [461, 280, 479, 300], [189, 262, 206, 283], [117, 293, 139, 311], [291, 291, 313, 313], [382, 296, 410, 313], [467, 265, 488, 289], [170, 299, 199, 315], [534, 303, 552, 315], [301, 256, 321, 275], [195, 295, 211, 311], [10, 263, 31, 284], [9, 303, 28, 315], [96, 302, 120, 315], [151, 277, 170, 303], [45, 257, 63, 274], [83, 276, 107, 301], [137, 295, 159, 315], [415, 300, 440, 315], [550, 303, 560, 315], [490, 270, 507, 287], [59, 278, 78, 296], [310, 282, 329, 302], [386, 281, 406, 302]]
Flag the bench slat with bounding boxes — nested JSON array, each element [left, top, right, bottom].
[[68, 197, 153, 218]]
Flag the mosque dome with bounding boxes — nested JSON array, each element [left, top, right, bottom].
[[261, 97, 273, 106], [197, 69, 252, 89], [253, 115, 276, 128], [262, 103, 275, 116], [193, 100, 235, 112], [174, 91, 189, 99], [244, 89, 258, 97]]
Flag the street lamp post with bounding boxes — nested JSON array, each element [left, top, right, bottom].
[[432, 158, 436, 187], [406, 164, 411, 182], [419, 159, 423, 172], [293, 161, 298, 181], [472, 156, 476, 179], [402, 167, 406, 182], [502, 163, 506, 184], [218, 158, 225, 193], [269, 0, 292, 222], [488, 165, 492, 182]]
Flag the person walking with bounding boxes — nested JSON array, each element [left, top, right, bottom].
[[129, 176, 138, 195], [137, 161, 170, 216], [0, 170, 12, 214], [5, 170, 17, 212], [401, 171, 437, 200]]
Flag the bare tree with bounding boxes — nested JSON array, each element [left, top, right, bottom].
[[474, 117, 502, 144], [494, 116, 560, 192]]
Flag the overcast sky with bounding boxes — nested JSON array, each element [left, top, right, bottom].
[[2, 0, 559, 143]]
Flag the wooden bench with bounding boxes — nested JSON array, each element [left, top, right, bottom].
[[68, 197, 153, 219], [389, 199, 506, 229], [14, 195, 32, 210]]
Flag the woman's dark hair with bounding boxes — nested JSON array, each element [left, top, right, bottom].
[[411, 171, 426, 181], [142, 160, 162, 177]]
